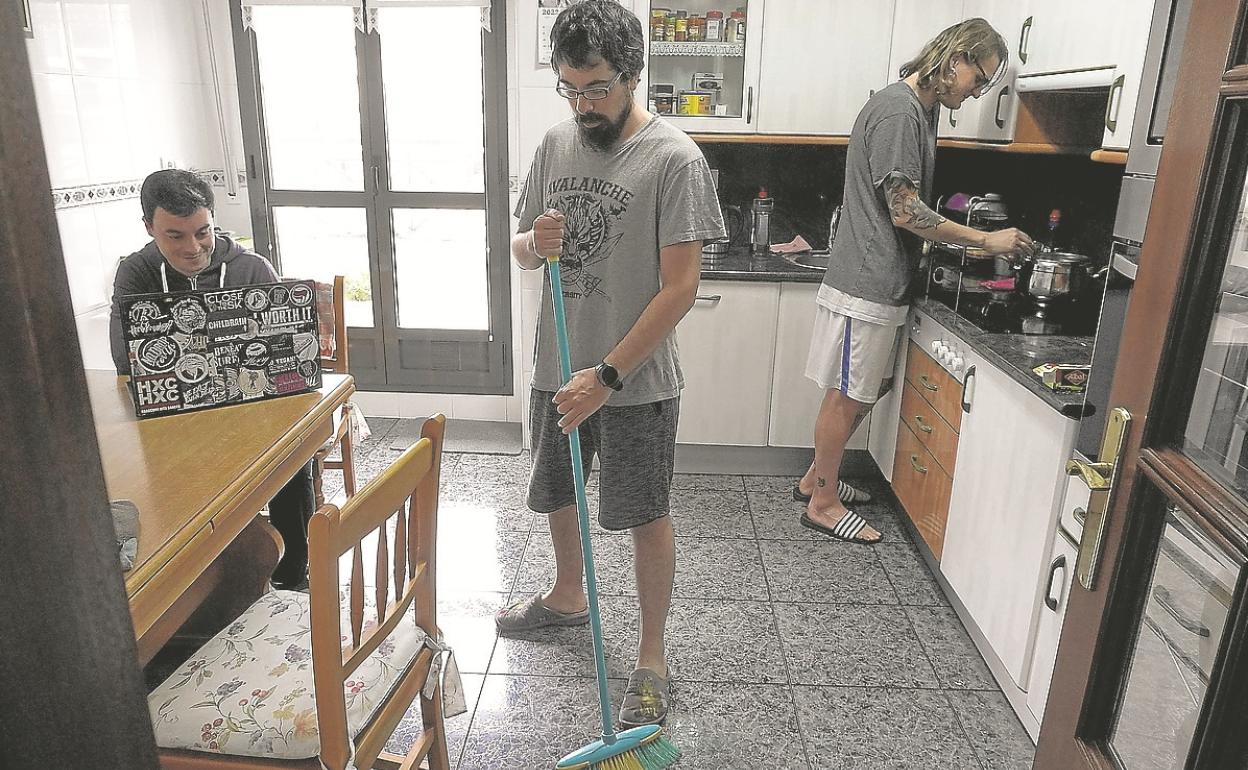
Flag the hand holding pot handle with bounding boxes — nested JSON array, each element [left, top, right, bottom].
[[981, 227, 1037, 259]]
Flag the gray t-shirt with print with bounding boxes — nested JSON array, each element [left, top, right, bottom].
[[823, 81, 939, 306], [515, 115, 726, 406]]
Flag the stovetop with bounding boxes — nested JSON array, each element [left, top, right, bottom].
[[937, 291, 1100, 337]]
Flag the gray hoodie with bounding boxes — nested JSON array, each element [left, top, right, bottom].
[[108, 231, 279, 373]]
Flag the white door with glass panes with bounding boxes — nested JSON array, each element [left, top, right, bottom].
[[642, 0, 764, 132], [944, 0, 1031, 141], [756, 0, 894, 135], [232, 0, 511, 392]]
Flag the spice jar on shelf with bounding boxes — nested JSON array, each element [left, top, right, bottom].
[[688, 14, 704, 42], [726, 9, 745, 43], [673, 10, 687, 42], [704, 10, 723, 41], [650, 8, 669, 41]]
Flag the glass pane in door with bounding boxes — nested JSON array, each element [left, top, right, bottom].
[[271, 207, 374, 327], [391, 209, 488, 330], [1184, 158, 1248, 489], [377, 7, 485, 193], [1108, 502, 1241, 769], [252, 6, 364, 191], [646, 0, 751, 118]]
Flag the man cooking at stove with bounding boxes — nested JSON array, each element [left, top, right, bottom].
[[796, 18, 1039, 544]]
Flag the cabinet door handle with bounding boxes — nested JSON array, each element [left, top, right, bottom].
[[913, 415, 933, 434], [994, 86, 1010, 129], [1045, 554, 1068, 611], [961, 365, 976, 413], [949, 109, 958, 128], [694, 294, 722, 303], [746, 86, 754, 124], [1105, 74, 1125, 132], [918, 374, 939, 392], [1019, 16, 1032, 64], [910, 454, 928, 475]]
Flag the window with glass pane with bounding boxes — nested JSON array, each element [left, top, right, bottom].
[[391, 209, 488, 330], [252, 6, 364, 191], [1184, 158, 1248, 490], [271, 207, 374, 328], [1109, 503, 1240, 770], [378, 6, 485, 193]]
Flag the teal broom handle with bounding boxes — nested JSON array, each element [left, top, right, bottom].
[[546, 256, 616, 743]]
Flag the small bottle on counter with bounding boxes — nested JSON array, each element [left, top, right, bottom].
[[751, 187, 773, 255]]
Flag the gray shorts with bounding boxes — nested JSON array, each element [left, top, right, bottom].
[[528, 389, 679, 531]]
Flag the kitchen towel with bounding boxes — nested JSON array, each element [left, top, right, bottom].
[[770, 235, 813, 254]]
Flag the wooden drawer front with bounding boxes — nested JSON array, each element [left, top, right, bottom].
[[904, 341, 963, 432], [892, 422, 954, 559], [899, 380, 958, 474]]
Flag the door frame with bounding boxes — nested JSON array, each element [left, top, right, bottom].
[[1036, 0, 1248, 766]]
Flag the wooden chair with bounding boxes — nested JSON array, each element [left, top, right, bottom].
[[148, 415, 451, 770], [312, 276, 358, 510]]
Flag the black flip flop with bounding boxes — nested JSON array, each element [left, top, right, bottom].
[[800, 510, 882, 544]]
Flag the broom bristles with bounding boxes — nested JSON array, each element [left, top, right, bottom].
[[586, 735, 680, 770]]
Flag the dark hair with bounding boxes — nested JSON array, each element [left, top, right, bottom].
[[140, 169, 214, 222], [549, 0, 645, 80]]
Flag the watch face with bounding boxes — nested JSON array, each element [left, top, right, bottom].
[[597, 363, 621, 389]]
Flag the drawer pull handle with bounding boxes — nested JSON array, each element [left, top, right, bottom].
[[694, 294, 722, 303], [918, 374, 939, 392], [913, 415, 933, 434], [910, 455, 928, 475], [1045, 554, 1068, 611]]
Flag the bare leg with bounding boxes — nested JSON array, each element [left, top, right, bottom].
[[798, 406, 870, 498], [632, 515, 676, 678], [806, 389, 880, 541], [541, 504, 589, 613]]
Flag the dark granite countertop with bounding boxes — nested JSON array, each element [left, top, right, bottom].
[[699, 246, 824, 283], [913, 297, 1093, 418]]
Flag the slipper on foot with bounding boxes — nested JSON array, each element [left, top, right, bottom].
[[494, 592, 589, 635], [800, 509, 882, 544], [793, 480, 873, 505], [619, 667, 671, 728]]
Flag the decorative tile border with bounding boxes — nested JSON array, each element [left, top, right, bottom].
[[51, 170, 239, 211]]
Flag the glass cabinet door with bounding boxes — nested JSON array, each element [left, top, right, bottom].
[[643, 0, 763, 132]]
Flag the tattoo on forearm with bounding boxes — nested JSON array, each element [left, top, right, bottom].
[[883, 172, 947, 231]]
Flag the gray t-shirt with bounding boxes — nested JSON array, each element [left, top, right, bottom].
[[515, 115, 726, 406], [823, 81, 939, 306]]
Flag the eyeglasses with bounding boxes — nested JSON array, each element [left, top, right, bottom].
[[973, 61, 990, 88], [555, 71, 624, 101]]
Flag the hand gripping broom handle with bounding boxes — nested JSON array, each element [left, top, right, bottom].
[[545, 254, 617, 744]]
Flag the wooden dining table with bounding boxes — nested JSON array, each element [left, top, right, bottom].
[[87, 370, 354, 664]]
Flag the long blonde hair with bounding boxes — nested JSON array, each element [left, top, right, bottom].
[[899, 18, 1008, 93]]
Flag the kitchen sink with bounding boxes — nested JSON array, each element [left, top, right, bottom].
[[790, 252, 830, 271]]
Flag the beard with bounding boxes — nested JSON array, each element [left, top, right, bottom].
[[576, 102, 632, 152]]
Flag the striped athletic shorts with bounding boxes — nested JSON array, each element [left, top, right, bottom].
[[805, 306, 903, 404]]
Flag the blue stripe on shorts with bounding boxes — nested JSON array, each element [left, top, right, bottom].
[[840, 317, 852, 395]]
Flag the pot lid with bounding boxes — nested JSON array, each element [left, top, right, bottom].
[[1047, 251, 1090, 264]]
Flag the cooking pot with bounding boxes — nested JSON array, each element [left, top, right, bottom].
[[1027, 251, 1091, 300]]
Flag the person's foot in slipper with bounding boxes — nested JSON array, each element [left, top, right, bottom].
[[619, 666, 671, 728], [801, 505, 882, 544], [793, 478, 872, 505], [494, 592, 589, 635]]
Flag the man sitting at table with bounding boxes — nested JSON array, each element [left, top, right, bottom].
[[108, 168, 313, 590]]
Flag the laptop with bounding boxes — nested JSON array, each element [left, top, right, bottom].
[[119, 279, 322, 419]]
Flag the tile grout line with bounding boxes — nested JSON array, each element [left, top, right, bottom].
[[939, 688, 991, 770]]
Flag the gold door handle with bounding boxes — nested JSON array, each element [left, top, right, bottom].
[[918, 374, 939, 392], [910, 455, 928, 474], [1068, 407, 1132, 590], [1065, 459, 1114, 490], [913, 415, 933, 434]]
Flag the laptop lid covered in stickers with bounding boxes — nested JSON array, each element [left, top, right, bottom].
[[119, 280, 322, 419]]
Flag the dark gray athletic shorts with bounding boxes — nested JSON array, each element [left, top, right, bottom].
[[527, 389, 679, 531]]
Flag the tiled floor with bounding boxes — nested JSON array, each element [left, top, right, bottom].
[[326, 418, 1036, 769]]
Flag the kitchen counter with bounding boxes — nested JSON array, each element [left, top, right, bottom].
[[699, 246, 824, 283], [913, 297, 1093, 418]]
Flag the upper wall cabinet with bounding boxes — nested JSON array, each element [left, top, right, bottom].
[[756, 1, 894, 136], [886, 0, 966, 94], [642, 0, 765, 133], [943, 0, 1033, 142]]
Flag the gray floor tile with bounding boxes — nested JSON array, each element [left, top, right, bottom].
[[439, 482, 537, 534], [438, 528, 529, 594], [760, 540, 898, 604], [444, 452, 533, 490], [437, 591, 507, 675], [742, 474, 800, 495], [384, 672, 482, 766], [672, 472, 745, 491], [353, 416, 399, 457], [489, 594, 640, 680], [511, 530, 636, 597], [775, 603, 939, 688], [794, 685, 981, 769], [675, 537, 769, 601], [667, 598, 788, 684], [457, 674, 628, 770], [947, 690, 1036, 769], [669, 489, 756, 539], [905, 606, 998, 690], [664, 681, 810, 769], [877, 543, 950, 606]]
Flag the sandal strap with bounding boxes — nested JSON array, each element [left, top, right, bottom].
[[832, 511, 868, 541]]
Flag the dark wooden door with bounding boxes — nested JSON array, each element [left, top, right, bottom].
[[0, 2, 158, 766], [1035, 0, 1248, 767]]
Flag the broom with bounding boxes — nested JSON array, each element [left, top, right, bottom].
[[544, 249, 681, 770]]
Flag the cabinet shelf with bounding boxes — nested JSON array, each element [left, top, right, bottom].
[[650, 41, 745, 57]]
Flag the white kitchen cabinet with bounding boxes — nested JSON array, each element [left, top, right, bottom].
[[768, 282, 870, 448], [756, 1, 895, 135], [886, 0, 965, 96], [944, 0, 1032, 141], [867, 317, 910, 481], [1025, 473, 1088, 729], [674, 281, 779, 445], [940, 348, 1079, 689]]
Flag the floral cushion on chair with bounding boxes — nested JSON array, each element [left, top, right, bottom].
[[148, 590, 427, 760]]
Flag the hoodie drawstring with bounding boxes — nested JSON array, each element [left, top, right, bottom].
[[160, 258, 226, 292]]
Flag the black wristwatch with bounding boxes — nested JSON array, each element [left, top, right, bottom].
[[595, 361, 623, 391]]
